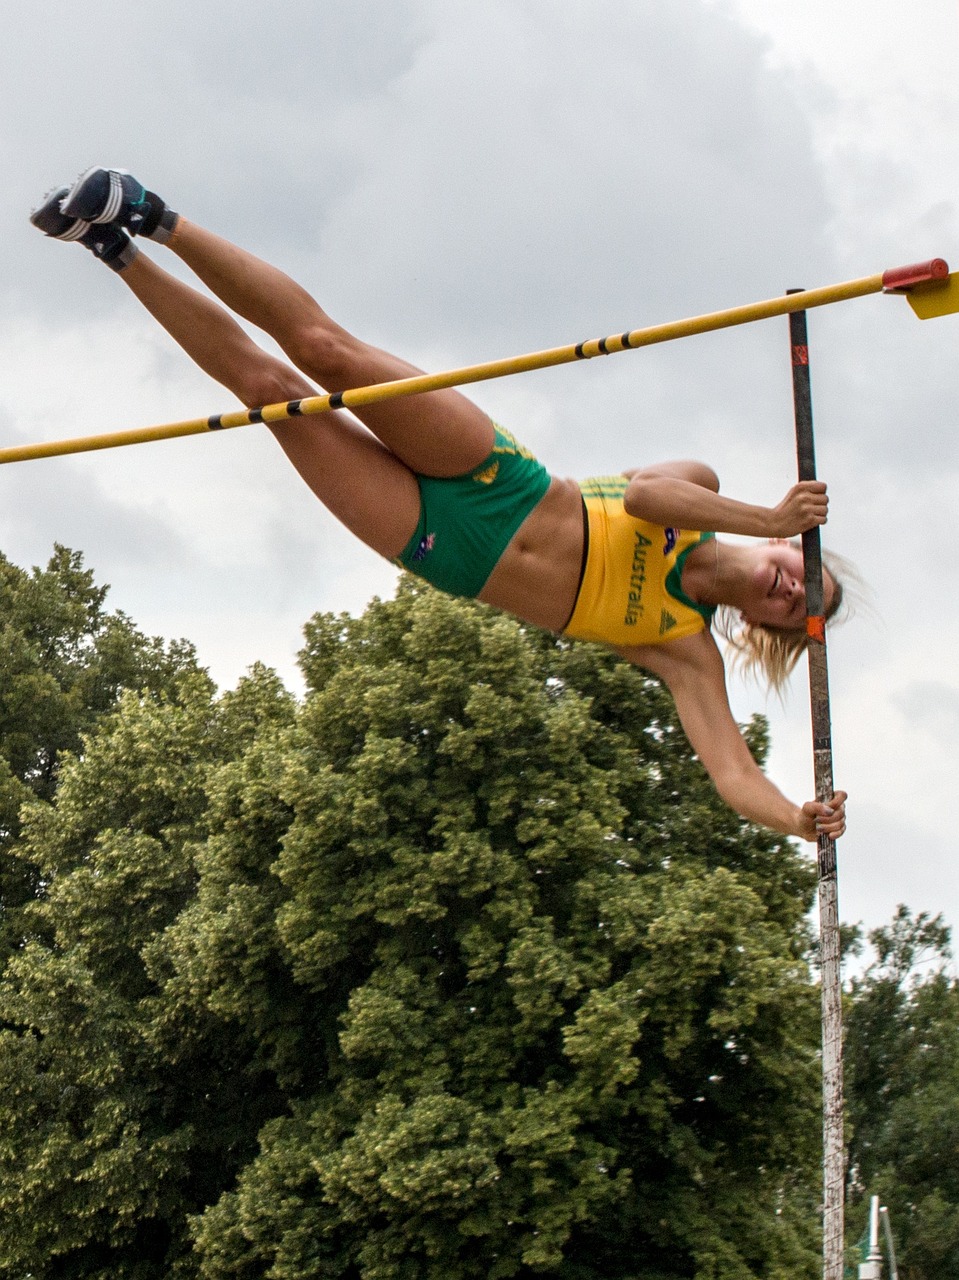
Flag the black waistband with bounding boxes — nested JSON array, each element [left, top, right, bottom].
[[560, 494, 590, 633]]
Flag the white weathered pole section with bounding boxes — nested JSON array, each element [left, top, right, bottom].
[[787, 295, 844, 1280]]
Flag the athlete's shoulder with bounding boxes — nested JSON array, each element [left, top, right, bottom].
[[617, 624, 720, 677]]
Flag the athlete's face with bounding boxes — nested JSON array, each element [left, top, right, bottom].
[[740, 540, 836, 630]]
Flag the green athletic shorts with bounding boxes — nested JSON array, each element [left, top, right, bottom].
[[395, 424, 552, 598]]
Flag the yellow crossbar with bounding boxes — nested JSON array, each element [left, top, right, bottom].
[[1, 260, 950, 467]]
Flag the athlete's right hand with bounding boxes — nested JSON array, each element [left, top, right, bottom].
[[767, 480, 828, 537], [798, 790, 847, 842]]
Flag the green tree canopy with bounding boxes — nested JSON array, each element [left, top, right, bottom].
[[0, 576, 824, 1279], [0, 545, 200, 964]]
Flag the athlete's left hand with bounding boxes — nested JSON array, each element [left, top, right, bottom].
[[799, 790, 847, 842], [768, 480, 828, 537]]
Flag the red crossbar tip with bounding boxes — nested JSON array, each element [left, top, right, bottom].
[[882, 258, 950, 291]]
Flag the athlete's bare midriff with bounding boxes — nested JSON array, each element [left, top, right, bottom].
[[477, 475, 584, 631]]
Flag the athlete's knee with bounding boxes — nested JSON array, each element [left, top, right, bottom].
[[283, 321, 363, 384], [236, 357, 314, 410]]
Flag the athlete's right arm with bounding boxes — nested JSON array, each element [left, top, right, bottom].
[[626, 631, 842, 840], [623, 464, 827, 538]]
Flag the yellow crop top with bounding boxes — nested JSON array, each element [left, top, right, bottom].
[[563, 475, 716, 648]]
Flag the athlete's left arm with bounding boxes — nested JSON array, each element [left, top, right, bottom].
[[629, 630, 846, 841], [622, 460, 720, 490], [623, 462, 827, 538]]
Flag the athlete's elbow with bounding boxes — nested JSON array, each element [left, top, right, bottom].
[[622, 476, 661, 520]]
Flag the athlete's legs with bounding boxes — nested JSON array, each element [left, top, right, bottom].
[[119, 252, 421, 558], [34, 167, 507, 555], [164, 218, 496, 478]]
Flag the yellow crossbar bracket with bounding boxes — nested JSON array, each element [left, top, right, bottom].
[[0, 257, 951, 467], [904, 273, 959, 319]]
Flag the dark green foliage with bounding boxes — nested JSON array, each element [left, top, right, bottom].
[[845, 906, 959, 1279], [0, 660, 296, 1278], [0, 545, 200, 964], [0, 573, 824, 1278]]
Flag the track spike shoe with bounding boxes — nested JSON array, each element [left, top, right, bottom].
[[30, 186, 92, 242], [31, 186, 137, 271], [61, 166, 177, 242]]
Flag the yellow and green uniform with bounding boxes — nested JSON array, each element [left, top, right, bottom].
[[396, 439, 715, 648], [395, 424, 552, 598], [564, 475, 716, 647]]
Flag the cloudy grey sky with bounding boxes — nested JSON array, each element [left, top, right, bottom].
[[1, 0, 957, 946]]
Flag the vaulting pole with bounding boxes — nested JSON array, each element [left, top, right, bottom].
[[0, 260, 949, 467], [787, 293, 844, 1280]]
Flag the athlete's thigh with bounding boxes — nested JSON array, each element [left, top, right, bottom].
[[295, 329, 496, 478], [270, 411, 421, 559]]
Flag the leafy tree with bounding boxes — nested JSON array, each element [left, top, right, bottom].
[[845, 906, 959, 1279], [0, 578, 824, 1278], [0, 544, 199, 963], [0, 662, 296, 1278]]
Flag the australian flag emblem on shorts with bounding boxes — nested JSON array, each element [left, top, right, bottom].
[[412, 532, 436, 563]]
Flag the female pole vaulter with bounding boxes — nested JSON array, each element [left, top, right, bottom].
[[31, 167, 847, 843]]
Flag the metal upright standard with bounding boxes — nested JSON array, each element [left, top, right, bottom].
[[787, 295, 844, 1280]]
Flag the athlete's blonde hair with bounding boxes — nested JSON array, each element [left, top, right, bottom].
[[715, 548, 857, 694]]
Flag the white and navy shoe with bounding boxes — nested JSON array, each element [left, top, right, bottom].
[[30, 186, 92, 241], [30, 186, 137, 271], [61, 167, 178, 242]]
